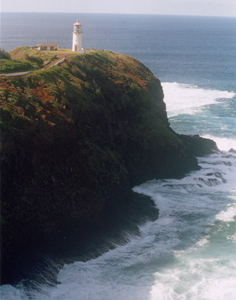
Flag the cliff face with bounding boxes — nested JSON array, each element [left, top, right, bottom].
[[0, 50, 217, 280]]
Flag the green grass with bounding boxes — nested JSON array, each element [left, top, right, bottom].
[[1, 46, 88, 74], [9, 46, 59, 68], [48, 48, 75, 55], [0, 59, 39, 73], [10, 46, 57, 60]]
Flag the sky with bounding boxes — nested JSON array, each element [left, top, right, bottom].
[[1, 0, 236, 17]]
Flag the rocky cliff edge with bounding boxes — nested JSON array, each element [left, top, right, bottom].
[[0, 50, 217, 283]]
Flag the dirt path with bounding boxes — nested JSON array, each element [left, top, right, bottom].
[[0, 51, 73, 77], [42, 51, 72, 68]]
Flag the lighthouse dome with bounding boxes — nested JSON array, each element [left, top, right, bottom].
[[74, 20, 82, 26]]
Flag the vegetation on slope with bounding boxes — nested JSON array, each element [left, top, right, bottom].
[[0, 46, 60, 73], [0, 48, 11, 59], [0, 49, 217, 283]]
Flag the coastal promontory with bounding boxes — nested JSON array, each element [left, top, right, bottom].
[[0, 49, 217, 282]]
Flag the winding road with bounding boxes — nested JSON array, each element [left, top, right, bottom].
[[0, 58, 66, 78]]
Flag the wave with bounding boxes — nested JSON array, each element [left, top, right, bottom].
[[1, 150, 236, 300], [150, 257, 236, 300], [1, 81, 236, 300], [162, 82, 235, 118], [202, 135, 236, 152], [136, 151, 236, 300]]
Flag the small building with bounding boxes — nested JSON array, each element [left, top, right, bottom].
[[37, 43, 59, 51]]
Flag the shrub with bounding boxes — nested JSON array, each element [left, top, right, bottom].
[[25, 54, 43, 66], [0, 59, 38, 73], [0, 49, 11, 59]]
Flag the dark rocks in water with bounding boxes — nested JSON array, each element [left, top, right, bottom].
[[2, 192, 159, 286], [0, 49, 217, 284], [229, 148, 236, 154], [179, 134, 218, 157]]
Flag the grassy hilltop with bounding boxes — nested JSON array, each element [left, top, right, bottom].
[[0, 48, 217, 283], [0, 46, 74, 73]]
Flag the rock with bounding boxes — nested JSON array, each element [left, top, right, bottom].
[[229, 148, 236, 154], [0, 49, 217, 282], [179, 134, 218, 157]]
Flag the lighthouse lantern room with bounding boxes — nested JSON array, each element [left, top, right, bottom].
[[72, 20, 82, 52]]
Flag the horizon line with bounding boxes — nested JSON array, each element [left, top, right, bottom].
[[1, 11, 236, 18]]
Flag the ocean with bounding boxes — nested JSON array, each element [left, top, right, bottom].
[[1, 12, 236, 300]]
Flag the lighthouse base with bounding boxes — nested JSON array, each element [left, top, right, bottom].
[[72, 46, 86, 54]]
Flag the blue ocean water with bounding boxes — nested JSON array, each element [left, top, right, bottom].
[[1, 13, 236, 300]]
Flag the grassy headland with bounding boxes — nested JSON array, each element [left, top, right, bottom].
[[0, 47, 76, 74], [0, 48, 217, 283]]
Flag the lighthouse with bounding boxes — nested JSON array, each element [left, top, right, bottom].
[[72, 20, 82, 52]]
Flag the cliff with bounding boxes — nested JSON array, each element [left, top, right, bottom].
[[0, 50, 217, 283]]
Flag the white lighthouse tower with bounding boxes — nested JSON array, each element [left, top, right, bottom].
[[72, 20, 83, 52]]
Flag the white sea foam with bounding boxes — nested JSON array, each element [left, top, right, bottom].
[[162, 82, 235, 117], [1, 84, 236, 299], [0, 285, 25, 300], [1, 12, 236, 300], [135, 150, 236, 300], [202, 135, 236, 152], [226, 233, 236, 242], [1, 149, 236, 300], [215, 204, 236, 222], [150, 266, 236, 300]]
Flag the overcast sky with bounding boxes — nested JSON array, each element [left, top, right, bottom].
[[1, 0, 236, 17]]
